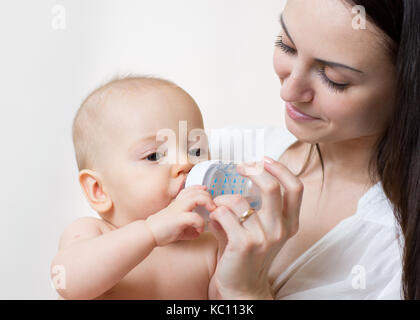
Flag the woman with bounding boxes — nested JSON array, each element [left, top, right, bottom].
[[208, 0, 420, 299]]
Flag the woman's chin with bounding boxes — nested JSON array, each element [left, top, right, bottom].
[[285, 114, 325, 144]]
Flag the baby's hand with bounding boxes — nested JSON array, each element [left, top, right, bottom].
[[145, 185, 216, 246]]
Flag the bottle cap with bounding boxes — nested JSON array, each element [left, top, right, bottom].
[[185, 160, 221, 188]]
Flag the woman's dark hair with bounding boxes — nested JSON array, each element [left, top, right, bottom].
[[296, 0, 420, 299]]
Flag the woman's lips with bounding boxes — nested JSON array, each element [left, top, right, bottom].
[[286, 102, 320, 121]]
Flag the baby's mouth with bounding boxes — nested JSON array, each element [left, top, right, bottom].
[[171, 177, 187, 202], [177, 178, 186, 196]]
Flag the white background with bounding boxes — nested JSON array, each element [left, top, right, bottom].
[[0, 0, 287, 299]]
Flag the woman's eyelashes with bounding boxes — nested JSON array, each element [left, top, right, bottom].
[[316, 67, 349, 93], [275, 35, 296, 55], [275, 35, 349, 93]]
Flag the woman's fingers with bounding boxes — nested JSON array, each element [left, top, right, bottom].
[[208, 156, 303, 254], [204, 158, 304, 300], [263, 156, 303, 226], [213, 194, 249, 217], [236, 161, 284, 224], [212, 195, 266, 245], [209, 205, 247, 246], [213, 195, 259, 229], [236, 157, 303, 235]]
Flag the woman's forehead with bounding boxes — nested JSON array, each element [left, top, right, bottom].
[[283, 0, 391, 71]]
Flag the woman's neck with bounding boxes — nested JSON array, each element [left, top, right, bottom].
[[312, 134, 380, 186]]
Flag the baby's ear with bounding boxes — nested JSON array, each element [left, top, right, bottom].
[[78, 169, 113, 214]]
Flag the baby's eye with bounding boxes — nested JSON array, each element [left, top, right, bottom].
[[188, 148, 202, 157], [145, 152, 165, 162]]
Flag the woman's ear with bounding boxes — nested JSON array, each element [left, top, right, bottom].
[[79, 169, 113, 214]]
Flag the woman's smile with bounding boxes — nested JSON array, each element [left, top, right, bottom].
[[286, 102, 321, 121]]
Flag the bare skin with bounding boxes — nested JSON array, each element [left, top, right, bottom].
[[51, 81, 220, 300], [59, 218, 218, 300], [268, 141, 374, 283], [265, 0, 396, 286], [207, 0, 396, 299], [52, 0, 398, 299]]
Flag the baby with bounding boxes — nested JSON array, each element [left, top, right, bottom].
[[50, 76, 220, 299]]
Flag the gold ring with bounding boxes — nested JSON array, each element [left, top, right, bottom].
[[239, 208, 256, 223]]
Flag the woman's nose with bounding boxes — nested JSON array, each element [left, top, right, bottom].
[[280, 70, 314, 103], [274, 51, 314, 103]]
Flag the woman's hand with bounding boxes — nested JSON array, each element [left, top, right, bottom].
[[208, 156, 303, 300]]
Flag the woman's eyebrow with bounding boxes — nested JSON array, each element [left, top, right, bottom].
[[280, 13, 296, 47], [279, 13, 365, 75]]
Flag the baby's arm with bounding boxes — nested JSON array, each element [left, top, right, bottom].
[[51, 185, 216, 300], [51, 217, 156, 300]]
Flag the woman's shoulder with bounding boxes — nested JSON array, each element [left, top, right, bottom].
[[357, 182, 398, 227]]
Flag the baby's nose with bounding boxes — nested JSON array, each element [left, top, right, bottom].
[[171, 160, 193, 177]]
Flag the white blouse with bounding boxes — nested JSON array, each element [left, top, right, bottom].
[[210, 125, 404, 300]]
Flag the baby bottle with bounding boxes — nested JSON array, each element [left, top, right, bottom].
[[185, 160, 262, 221]]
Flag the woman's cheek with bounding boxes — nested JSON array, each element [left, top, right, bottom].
[[319, 90, 359, 121], [336, 88, 384, 131], [329, 101, 378, 137], [273, 48, 289, 79]]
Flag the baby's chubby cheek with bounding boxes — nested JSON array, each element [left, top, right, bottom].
[[105, 164, 175, 220], [127, 178, 173, 218], [144, 188, 173, 215]]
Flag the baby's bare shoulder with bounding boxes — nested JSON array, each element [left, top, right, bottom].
[[58, 217, 112, 250]]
